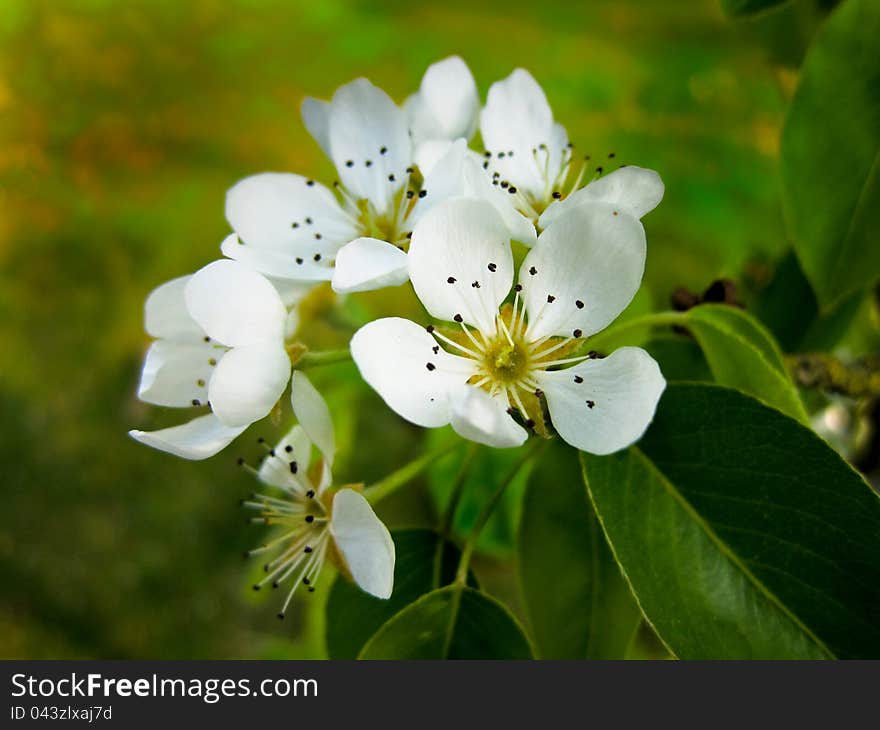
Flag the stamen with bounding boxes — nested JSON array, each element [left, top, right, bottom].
[[263, 532, 315, 571], [468, 321, 493, 350], [237, 461, 261, 479], [531, 337, 575, 361], [334, 183, 363, 219], [507, 385, 530, 423], [568, 160, 588, 194], [240, 499, 302, 515], [512, 289, 528, 337], [508, 187, 540, 220], [245, 528, 308, 558], [277, 532, 329, 615], [256, 541, 310, 588], [248, 493, 305, 511], [273, 552, 309, 587], [431, 328, 482, 359], [495, 311, 516, 347], [256, 451, 310, 497], [470, 375, 492, 389], [303, 538, 329, 588], [536, 355, 591, 368]]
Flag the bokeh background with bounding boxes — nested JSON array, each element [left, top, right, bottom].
[[0, 0, 860, 658]]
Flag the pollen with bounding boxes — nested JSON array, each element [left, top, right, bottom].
[[427, 287, 590, 435], [349, 171, 423, 249], [483, 339, 529, 385], [241, 448, 332, 619]]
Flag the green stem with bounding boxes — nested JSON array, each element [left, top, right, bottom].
[[431, 444, 480, 589], [584, 310, 685, 352], [364, 439, 462, 505], [454, 440, 544, 585], [438, 443, 479, 536], [295, 349, 352, 369]]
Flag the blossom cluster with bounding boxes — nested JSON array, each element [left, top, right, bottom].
[[129, 57, 666, 611]]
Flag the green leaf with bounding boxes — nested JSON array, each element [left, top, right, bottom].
[[721, 0, 791, 19], [781, 0, 880, 309], [325, 529, 470, 659], [643, 334, 712, 382], [427, 437, 532, 558], [358, 585, 534, 659], [684, 304, 808, 423], [518, 442, 641, 659], [754, 250, 863, 352], [582, 383, 880, 659]]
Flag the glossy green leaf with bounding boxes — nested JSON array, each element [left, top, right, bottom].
[[427, 436, 532, 558], [582, 383, 880, 659], [685, 304, 808, 423], [781, 0, 880, 309], [721, 0, 791, 18], [325, 528, 470, 659], [359, 585, 534, 659], [755, 250, 863, 352], [643, 335, 712, 382], [518, 442, 641, 659]]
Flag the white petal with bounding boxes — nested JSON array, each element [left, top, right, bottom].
[[327, 78, 410, 216], [412, 138, 454, 175], [266, 277, 314, 340], [330, 488, 395, 599], [536, 347, 666, 455], [268, 276, 315, 308], [144, 275, 203, 340], [221, 233, 334, 282], [208, 342, 291, 427], [539, 166, 665, 228], [290, 370, 336, 468], [408, 198, 514, 332], [137, 339, 217, 407], [225, 172, 357, 255], [185, 260, 287, 347], [410, 140, 537, 247], [284, 309, 300, 340], [449, 385, 528, 448], [129, 413, 246, 460], [522, 203, 646, 341], [258, 424, 312, 489], [301, 96, 332, 159], [460, 156, 538, 246], [407, 56, 479, 146], [331, 237, 409, 293], [351, 317, 477, 428], [408, 138, 470, 217], [480, 69, 567, 198]]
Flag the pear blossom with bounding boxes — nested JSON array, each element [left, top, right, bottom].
[[130, 260, 294, 460], [479, 68, 664, 229], [243, 372, 395, 617], [404, 55, 480, 172], [350, 198, 666, 454], [221, 57, 531, 295]]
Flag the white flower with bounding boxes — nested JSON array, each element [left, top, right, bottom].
[[243, 372, 395, 617], [480, 68, 664, 229], [350, 198, 666, 455], [404, 55, 479, 172], [130, 260, 293, 460], [221, 57, 529, 295]]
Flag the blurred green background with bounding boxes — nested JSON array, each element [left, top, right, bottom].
[[0, 0, 835, 658]]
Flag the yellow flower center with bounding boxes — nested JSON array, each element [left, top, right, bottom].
[[483, 337, 530, 385], [343, 168, 425, 249], [432, 296, 588, 435]]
